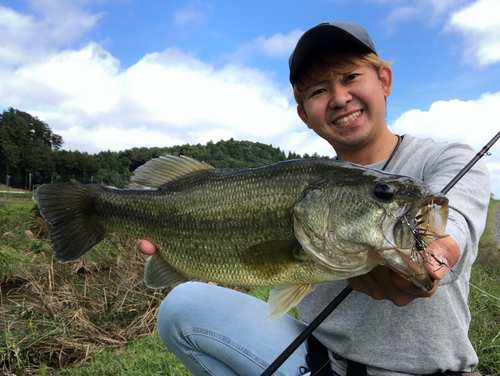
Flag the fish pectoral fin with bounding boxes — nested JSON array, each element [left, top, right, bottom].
[[245, 240, 303, 262], [243, 240, 303, 278], [267, 283, 317, 321], [144, 253, 189, 289]]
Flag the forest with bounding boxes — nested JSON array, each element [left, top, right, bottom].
[[0, 107, 327, 189]]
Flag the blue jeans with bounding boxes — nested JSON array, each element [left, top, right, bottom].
[[157, 282, 311, 376]]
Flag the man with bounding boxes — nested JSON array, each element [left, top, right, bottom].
[[138, 22, 490, 375]]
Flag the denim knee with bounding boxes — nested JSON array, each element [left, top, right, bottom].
[[157, 282, 201, 347]]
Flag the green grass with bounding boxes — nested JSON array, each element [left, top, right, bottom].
[[0, 186, 35, 212], [0, 183, 29, 192], [53, 333, 190, 376], [468, 199, 500, 375], [0, 198, 35, 211], [1, 199, 500, 375]]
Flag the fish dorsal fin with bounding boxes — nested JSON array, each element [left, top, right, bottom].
[[131, 155, 215, 189], [267, 283, 317, 321], [144, 252, 189, 288]]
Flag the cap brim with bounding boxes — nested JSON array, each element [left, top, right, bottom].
[[289, 23, 377, 84]]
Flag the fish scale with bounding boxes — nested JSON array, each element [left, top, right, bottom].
[[88, 185, 307, 285], [35, 155, 448, 320]]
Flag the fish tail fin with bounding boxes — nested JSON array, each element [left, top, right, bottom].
[[267, 283, 317, 321], [35, 183, 107, 263]]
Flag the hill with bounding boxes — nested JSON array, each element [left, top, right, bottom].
[[1, 108, 328, 189]]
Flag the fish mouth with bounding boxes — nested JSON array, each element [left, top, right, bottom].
[[293, 185, 449, 291], [382, 195, 449, 291]]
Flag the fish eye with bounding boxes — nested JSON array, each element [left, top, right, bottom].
[[373, 183, 396, 202]]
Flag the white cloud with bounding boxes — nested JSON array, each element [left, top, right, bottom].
[[1, 41, 311, 156], [447, 0, 500, 66], [0, 1, 102, 66], [0, 2, 329, 160], [227, 29, 303, 64], [379, 0, 468, 32], [253, 29, 304, 57], [390, 92, 500, 195], [390, 91, 500, 148], [486, 162, 500, 199], [119, 49, 296, 134], [281, 130, 335, 158], [377, 0, 500, 67], [0, 42, 121, 115], [172, 1, 210, 27], [53, 124, 187, 154]]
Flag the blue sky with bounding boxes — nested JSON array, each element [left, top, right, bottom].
[[1, 0, 500, 195]]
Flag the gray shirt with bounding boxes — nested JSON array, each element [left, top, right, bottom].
[[298, 134, 491, 375]]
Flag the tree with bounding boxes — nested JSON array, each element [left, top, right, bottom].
[[0, 108, 64, 186], [0, 107, 330, 188]]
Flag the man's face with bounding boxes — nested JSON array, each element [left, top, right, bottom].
[[297, 64, 392, 150]]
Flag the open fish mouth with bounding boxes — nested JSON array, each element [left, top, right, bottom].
[[293, 181, 449, 292], [413, 197, 449, 246], [383, 195, 449, 291]]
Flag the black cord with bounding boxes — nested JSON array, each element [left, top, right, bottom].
[[260, 286, 353, 376]]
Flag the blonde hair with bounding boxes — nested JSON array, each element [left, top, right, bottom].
[[293, 44, 392, 104]]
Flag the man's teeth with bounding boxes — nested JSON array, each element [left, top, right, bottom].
[[334, 110, 361, 125]]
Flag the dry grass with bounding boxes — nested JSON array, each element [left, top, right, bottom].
[[1, 210, 171, 375]]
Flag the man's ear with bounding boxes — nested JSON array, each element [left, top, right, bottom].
[[379, 66, 392, 98], [297, 104, 312, 129]]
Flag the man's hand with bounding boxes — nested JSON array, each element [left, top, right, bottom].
[[347, 235, 459, 306], [137, 239, 157, 255]]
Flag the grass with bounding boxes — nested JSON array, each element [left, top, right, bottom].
[[52, 333, 189, 376], [468, 199, 500, 375], [1, 202, 175, 375], [0, 183, 29, 192], [1, 198, 499, 375], [0, 188, 35, 210]]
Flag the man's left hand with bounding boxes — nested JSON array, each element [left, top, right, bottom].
[[347, 235, 459, 306]]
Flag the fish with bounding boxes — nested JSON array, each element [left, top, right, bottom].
[[35, 155, 449, 320]]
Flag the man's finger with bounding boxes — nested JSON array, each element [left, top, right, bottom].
[[137, 239, 157, 255]]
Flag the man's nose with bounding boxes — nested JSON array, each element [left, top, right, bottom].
[[329, 83, 352, 109]]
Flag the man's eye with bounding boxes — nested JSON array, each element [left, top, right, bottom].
[[345, 73, 359, 82], [310, 88, 326, 97]]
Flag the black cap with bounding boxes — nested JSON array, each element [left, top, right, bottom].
[[289, 22, 378, 84]]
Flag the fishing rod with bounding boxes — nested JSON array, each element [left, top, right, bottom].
[[441, 131, 500, 195], [261, 130, 500, 376]]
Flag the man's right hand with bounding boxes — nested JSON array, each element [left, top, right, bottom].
[[137, 239, 157, 255]]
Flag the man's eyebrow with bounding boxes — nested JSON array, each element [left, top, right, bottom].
[[306, 80, 330, 90]]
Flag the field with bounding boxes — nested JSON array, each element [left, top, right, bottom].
[[1, 197, 499, 375], [0, 185, 35, 211]]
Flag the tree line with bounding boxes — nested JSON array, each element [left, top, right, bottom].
[[0, 108, 328, 189]]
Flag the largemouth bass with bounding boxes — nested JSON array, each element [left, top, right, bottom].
[[36, 155, 448, 320]]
